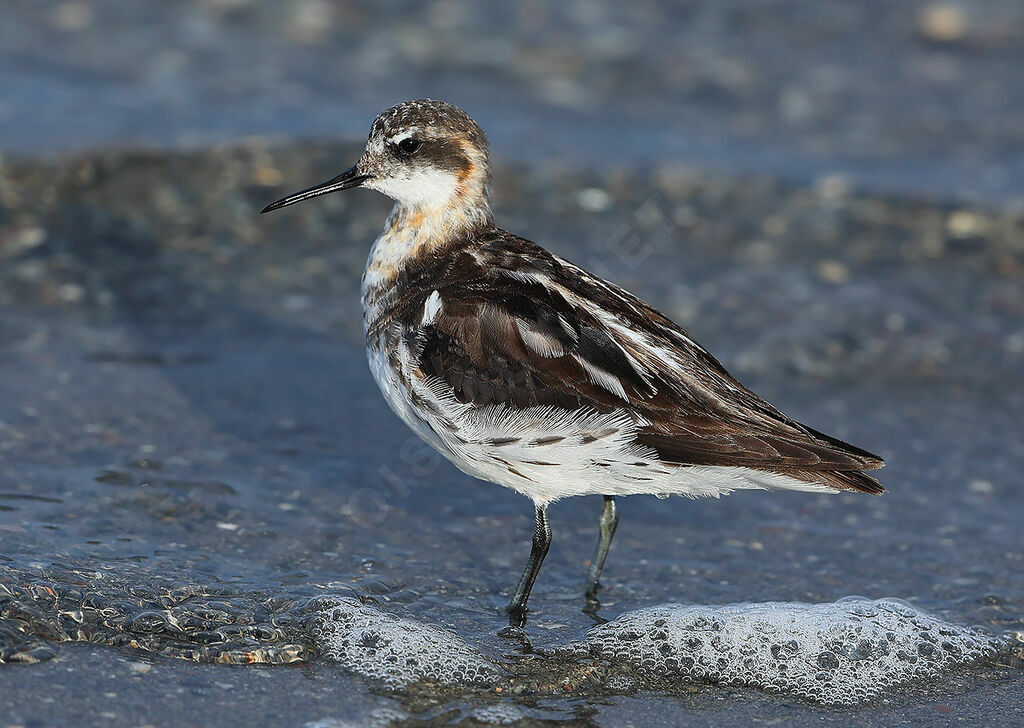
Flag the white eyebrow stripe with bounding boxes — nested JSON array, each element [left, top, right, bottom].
[[390, 128, 421, 144]]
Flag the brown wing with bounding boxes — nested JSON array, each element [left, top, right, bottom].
[[402, 230, 884, 493]]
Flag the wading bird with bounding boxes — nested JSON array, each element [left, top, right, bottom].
[[262, 100, 884, 626]]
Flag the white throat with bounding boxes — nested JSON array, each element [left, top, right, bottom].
[[360, 176, 492, 298], [365, 167, 461, 210]]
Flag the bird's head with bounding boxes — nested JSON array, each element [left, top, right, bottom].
[[262, 99, 492, 227]]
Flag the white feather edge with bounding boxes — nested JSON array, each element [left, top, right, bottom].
[[515, 318, 566, 358], [366, 338, 835, 505], [422, 290, 443, 326]]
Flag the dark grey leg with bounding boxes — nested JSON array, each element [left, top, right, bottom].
[[584, 495, 618, 601], [506, 503, 551, 626]]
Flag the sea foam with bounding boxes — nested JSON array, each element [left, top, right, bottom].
[[570, 597, 1007, 705], [307, 596, 502, 687], [309, 596, 1013, 705]]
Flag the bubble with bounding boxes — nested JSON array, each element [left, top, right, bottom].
[[578, 597, 1008, 706], [304, 708, 408, 728], [307, 597, 502, 688], [1, 565, 1016, 705], [468, 705, 526, 725]]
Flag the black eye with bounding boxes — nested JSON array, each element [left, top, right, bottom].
[[397, 137, 421, 155]]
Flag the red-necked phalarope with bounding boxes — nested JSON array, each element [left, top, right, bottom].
[[261, 99, 885, 626]]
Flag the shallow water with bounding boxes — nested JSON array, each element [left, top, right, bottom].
[[4, 3, 1024, 723], [4, 1, 1024, 200], [1, 144, 1023, 724]]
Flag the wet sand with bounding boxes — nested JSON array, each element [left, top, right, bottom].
[[2, 1, 1024, 725], [1, 143, 1022, 725]]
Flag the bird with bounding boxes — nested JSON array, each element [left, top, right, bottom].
[[260, 99, 885, 627]]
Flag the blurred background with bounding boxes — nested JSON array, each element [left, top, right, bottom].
[[1, 2, 1023, 727], [4, 0, 1024, 198]]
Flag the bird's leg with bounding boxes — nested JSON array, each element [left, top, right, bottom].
[[584, 495, 618, 605], [506, 503, 551, 627]]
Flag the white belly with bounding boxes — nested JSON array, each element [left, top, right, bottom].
[[365, 340, 453, 458], [364, 339, 830, 505]]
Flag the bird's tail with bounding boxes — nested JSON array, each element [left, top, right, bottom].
[[813, 468, 886, 494]]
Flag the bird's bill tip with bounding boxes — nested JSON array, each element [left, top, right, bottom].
[[259, 165, 371, 214]]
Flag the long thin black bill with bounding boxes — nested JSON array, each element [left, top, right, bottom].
[[260, 165, 372, 214]]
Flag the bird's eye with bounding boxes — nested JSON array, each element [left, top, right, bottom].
[[397, 137, 421, 155]]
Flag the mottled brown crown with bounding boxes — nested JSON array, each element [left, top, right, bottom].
[[370, 99, 488, 151]]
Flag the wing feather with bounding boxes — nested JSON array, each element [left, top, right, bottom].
[[397, 230, 884, 493]]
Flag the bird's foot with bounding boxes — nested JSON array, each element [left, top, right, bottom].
[[505, 602, 528, 628], [496, 623, 535, 656], [582, 591, 609, 625]]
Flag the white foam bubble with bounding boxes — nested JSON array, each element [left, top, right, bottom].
[[307, 597, 501, 688], [467, 705, 527, 725], [575, 597, 1008, 705], [303, 708, 407, 728], [307, 596, 1013, 704]]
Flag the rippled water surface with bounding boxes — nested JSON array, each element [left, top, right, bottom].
[[1, 142, 1023, 725], [4, 0, 1024, 200], [3, 2, 1024, 726]]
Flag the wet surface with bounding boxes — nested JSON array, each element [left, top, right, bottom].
[[1, 142, 1023, 724], [4, 1, 1024, 201], [4, 0, 1024, 723]]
